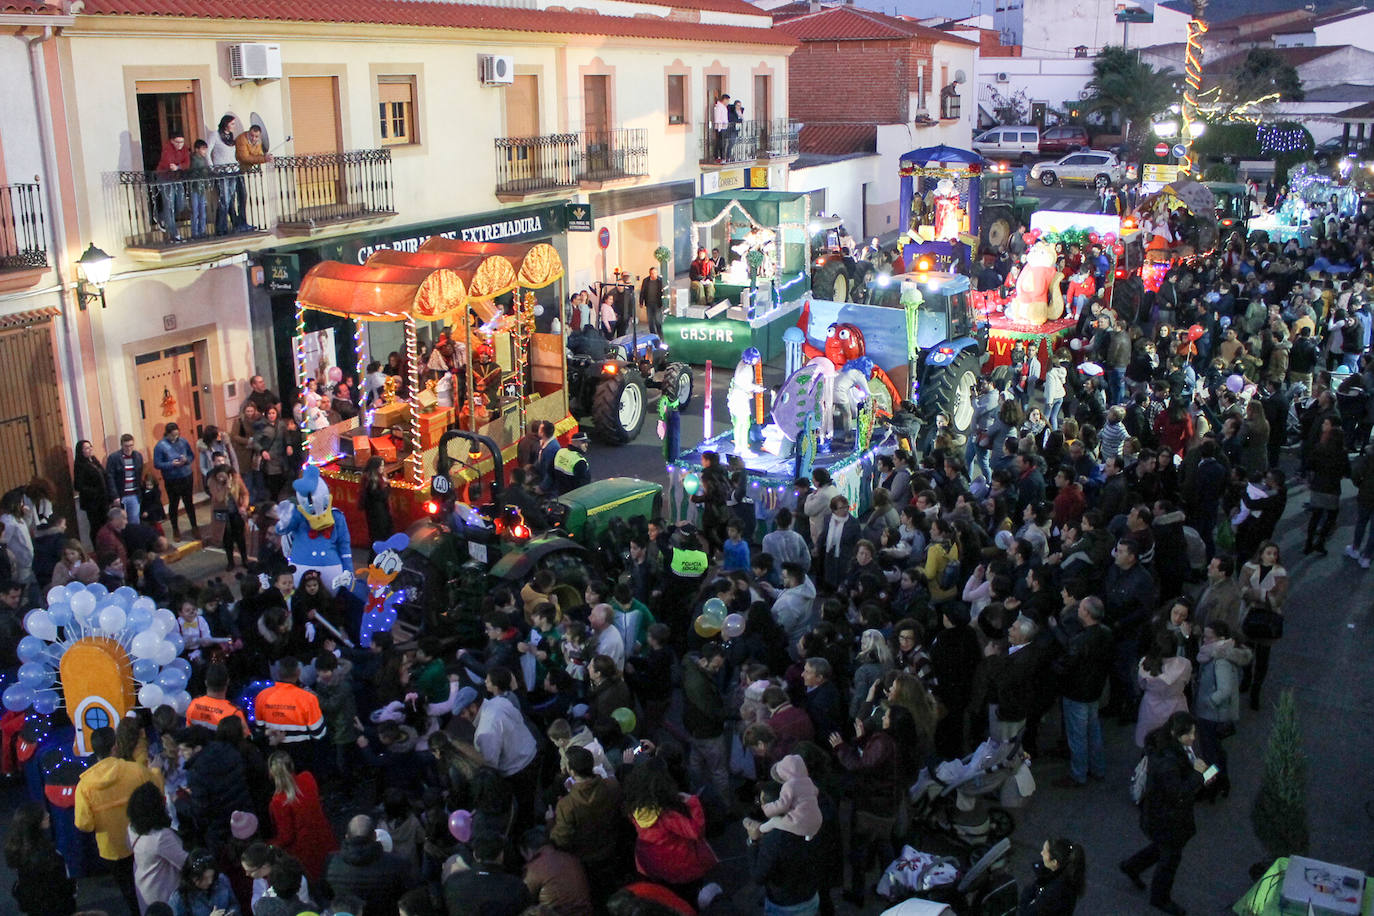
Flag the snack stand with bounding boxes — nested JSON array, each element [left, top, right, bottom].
[[662, 190, 811, 364], [294, 239, 575, 544]]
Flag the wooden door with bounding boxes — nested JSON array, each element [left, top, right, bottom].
[[504, 75, 541, 184], [583, 75, 611, 177], [135, 343, 205, 491], [135, 80, 199, 172], [288, 76, 342, 210], [754, 75, 771, 154], [705, 74, 724, 157], [0, 321, 73, 524]]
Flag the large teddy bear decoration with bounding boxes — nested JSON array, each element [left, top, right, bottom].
[[1006, 241, 1066, 326], [276, 464, 353, 594]]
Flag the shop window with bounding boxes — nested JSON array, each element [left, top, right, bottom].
[[940, 85, 961, 120], [378, 76, 418, 146], [667, 74, 686, 125]]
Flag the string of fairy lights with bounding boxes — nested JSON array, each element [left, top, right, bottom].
[[1179, 13, 1208, 175]]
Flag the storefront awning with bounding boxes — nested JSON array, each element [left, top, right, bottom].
[[692, 190, 808, 229], [297, 262, 467, 322]]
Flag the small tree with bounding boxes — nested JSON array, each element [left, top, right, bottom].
[[1250, 689, 1310, 860], [654, 245, 671, 276]]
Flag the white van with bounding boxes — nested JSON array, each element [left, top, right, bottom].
[[972, 125, 1041, 162]]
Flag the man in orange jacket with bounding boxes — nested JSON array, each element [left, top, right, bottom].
[[254, 656, 326, 770]]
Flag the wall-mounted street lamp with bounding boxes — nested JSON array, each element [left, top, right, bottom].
[[76, 243, 113, 310]]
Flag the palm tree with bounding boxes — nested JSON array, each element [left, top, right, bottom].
[[1082, 46, 1180, 152]]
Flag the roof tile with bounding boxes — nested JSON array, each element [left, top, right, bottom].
[[77, 0, 792, 45], [799, 123, 875, 155], [774, 6, 977, 44]]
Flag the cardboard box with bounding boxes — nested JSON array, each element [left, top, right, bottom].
[[371, 400, 410, 429], [343, 433, 371, 456], [369, 436, 398, 463], [415, 387, 439, 410], [351, 443, 372, 466], [419, 408, 454, 448]]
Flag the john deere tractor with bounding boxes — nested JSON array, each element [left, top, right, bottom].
[[809, 216, 889, 303], [566, 333, 693, 445]]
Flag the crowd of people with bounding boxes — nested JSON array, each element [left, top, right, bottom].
[[2, 171, 1372, 916]]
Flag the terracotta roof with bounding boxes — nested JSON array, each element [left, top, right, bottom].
[[0, 1, 62, 11], [799, 123, 875, 155], [1338, 101, 1374, 119], [774, 6, 977, 44], [1202, 44, 1353, 74], [77, 0, 793, 44]]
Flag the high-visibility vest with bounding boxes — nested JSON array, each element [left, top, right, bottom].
[[253, 682, 326, 743], [670, 548, 709, 578], [185, 695, 248, 730], [553, 448, 586, 475]]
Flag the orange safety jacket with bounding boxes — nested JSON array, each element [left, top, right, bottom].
[[185, 694, 249, 730], [253, 682, 326, 743]]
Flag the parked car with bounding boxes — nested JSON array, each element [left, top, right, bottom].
[[972, 125, 1041, 162], [1038, 125, 1089, 156], [1029, 150, 1126, 189]]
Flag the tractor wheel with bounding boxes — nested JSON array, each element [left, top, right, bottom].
[[811, 258, 851, 302], [1094, 173, 1111, 190], [661, 362, 694, 411], [591, 372, 647, 445], [920, 350, 981, 438], [983, 214, 1013, 254], [850, 261, 876, 303]]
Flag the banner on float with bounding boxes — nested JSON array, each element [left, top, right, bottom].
[[1029, 210, 1122, 237]]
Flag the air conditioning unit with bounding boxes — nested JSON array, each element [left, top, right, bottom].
[[228, 43, 282, 82], [995, 72, 1010, 82], [479, 55, 515, 85]]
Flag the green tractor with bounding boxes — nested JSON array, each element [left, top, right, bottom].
[[809, 215, 896, 303], [978, 167, 1037, 256]]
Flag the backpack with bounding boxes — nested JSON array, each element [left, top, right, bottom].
[[1130, 754, 1149, 806], [938, 551, 962, 591]]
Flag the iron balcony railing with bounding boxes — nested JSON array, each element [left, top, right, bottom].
[[114, 165, 269, 250], [495, 129, 649, 194], [275, 148, 396, 229], [581, 128, 649, 182], [0, 182, 48, 270], [700, 118, 801, 164]]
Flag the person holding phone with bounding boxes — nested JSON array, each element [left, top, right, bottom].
[[1119, 711, 1210, 916], [169, 848, 240, 916]]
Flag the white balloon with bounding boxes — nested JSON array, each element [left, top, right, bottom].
[[151, 640, 177, 667], [24, 610, 56, 642], [150, 609, 177, 637], [131, 595, 156, 616], [98, 605, 127, 633], [69, 590, 97, 619], [46, 585, 67, 606], [130, 630, 161, 660], [137, 684, 165, 709], [170, 690, 192, 715]]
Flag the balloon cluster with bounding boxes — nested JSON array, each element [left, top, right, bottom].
[[2, 583, 192, 717], [693, 598, 746, 640]]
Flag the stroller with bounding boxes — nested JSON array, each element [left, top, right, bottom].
[[876, 838, 1019, 916], [906, 733, 1033, 859]]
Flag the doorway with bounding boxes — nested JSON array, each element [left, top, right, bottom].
[[135, 80, 200, 172], [618, 213, 660, 321], [504, 75, 542, 185], [583, 75, 611, 177], [134, 341, 209, 491], [288, 76, 343, 210]]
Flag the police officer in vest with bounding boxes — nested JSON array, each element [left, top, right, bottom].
[[551, 433, 592, 495], [662, 523, 709, 639]]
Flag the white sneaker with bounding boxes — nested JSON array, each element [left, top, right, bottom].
[[1362, 556, 1371, 570], [1345, 545, 1361, 560]]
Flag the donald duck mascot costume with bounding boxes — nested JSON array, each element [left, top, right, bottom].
[[276, 465, 353, 593]]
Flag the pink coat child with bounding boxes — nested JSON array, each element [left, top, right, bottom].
[[758, 755, 823, 839]]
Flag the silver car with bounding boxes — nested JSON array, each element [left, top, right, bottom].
[[1029, 150, 1125, 189]]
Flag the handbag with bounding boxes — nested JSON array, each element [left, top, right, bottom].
[[1243, 606, 1284, 641]]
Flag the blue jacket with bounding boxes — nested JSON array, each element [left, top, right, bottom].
[[105, 449, 144, 497], [170, 874, 239, 916], [153, 435, 195, 480]]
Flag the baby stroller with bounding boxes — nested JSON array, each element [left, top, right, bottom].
[[906, 733, 1032, 861], [876, 838, 1019, 916]]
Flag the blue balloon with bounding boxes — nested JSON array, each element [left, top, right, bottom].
[[48, 603, 73, 627], [65, 582, 86, 598], [132, 658, 159, 684], [167, 632, 186, 655], [86, 583, 108, 599], [115, 586, 138, 603], [32, 691, 59, 716], [127, 606, 153, 633], [2, 684, 33, 712], [17, 662, 51, 690], [167, 658, 192, 675], [16, 636, 45, 663], [156, 668, 188, 693]]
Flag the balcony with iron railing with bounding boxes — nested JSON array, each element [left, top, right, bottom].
[[699, 118, 801, 166], [495, 128, 648, 200], [109, 149, 397, 256], [0, 182, 48, 275]]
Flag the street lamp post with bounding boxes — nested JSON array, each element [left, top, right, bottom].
[[75, 243, 112, 310]]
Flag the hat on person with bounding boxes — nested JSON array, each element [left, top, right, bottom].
[[230, 810, 259, 840], [453, 686, 480, 713]]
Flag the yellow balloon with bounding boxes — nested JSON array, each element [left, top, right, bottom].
[[694, 615, 722, 638]]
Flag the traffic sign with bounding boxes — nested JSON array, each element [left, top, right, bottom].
[[430, 474, 451, 495], [1172, 144, 1187, 159], [1154, 142, 1169, 157], [597, 227, 611, 250]]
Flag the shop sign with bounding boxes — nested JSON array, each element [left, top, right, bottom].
[[565, 203, 594, 232], [746, 167, 770, 189], [345, 204, 562, 265], [262, 253, 300, 292], [701, 169, 748, 196]]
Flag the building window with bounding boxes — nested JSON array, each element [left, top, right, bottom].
[[378, 76, 417, 145], [667, 74, 686, 125], [940, 85, 961, 120]]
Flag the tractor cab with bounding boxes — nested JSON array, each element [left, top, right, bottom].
[[809, 215, 876, 303], [1206, 182, 1251, 234], [564, 330, 693, 444]]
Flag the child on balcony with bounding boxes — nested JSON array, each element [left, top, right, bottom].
[[189, 139, 211, 239]]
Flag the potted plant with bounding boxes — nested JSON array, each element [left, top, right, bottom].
[[1250, 689, 1309, 866], [653, 246, 671, 277]]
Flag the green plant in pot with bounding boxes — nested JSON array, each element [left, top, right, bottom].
[[653, 246, 671, 276], [1251, 689, 1309, 868], [746, 248, 765, 286]]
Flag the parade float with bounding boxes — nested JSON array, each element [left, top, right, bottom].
[[661, 190, 813, 365], [294, 238, 576, 545], [1249, 162, 1359, 248], [898, 145, 986, 272]]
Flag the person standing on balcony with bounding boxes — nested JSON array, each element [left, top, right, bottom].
[[639, 265, 665, 338], [713, 93, 730, 162], [727, 99, 744, 160], [156, 132, 191, 242], [188, 139, 211, 240], [210, 114, 247, 236], [234, 125, 272, 234]]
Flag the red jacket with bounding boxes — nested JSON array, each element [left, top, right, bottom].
[[156, 139, 191, 175], [690, 258, 714, 282], [631, 794, 716, 885], [269, 771, 338, 881], [1153, 411, 1194, 458], [1052, 483, 1086, 529]]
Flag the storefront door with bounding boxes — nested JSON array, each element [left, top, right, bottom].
[[134, 342, 206, 490], [0, 319, 72, 522]]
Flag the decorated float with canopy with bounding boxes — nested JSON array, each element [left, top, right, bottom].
[[898, 144, 985, 272], [294, 238, 575, 543]]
